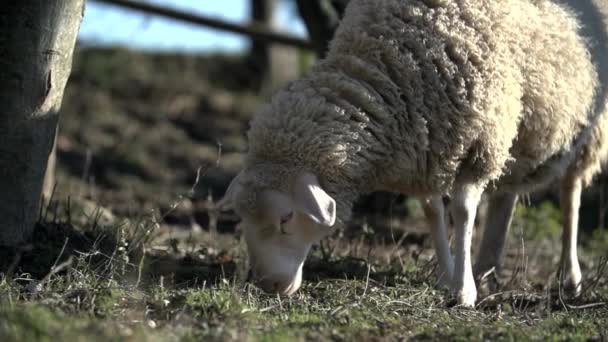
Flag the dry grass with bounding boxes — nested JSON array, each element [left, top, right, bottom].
[[1, 194, 608, 341]]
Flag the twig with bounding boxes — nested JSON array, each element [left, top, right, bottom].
[[27, 256, 74, 294], [361, 262, 372, 298], [215, 141, 222, 168], [565, 302, 606, 310], [189, 166, 203, 197], [479, 266, 496, 282], [578, 256, 608, 297], [475, 290, 543, 307], [558, 266, 569, 313], [387, 232, 409, 263], [135, 251, 146, 288], [52, 237, 70, 270]]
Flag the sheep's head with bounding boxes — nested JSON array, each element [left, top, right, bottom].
[[221, 169, 336, 295]]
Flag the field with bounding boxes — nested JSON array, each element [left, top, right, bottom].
[[1, 47, 608, 341]]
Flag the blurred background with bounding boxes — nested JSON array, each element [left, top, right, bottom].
[[55, 0, 608, 241], [61, 0, 305, 204], [80, 0, 307, 51], [55, 0, 410, 238]]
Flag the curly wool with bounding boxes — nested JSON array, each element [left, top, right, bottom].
[[244, 0, 601, 223]]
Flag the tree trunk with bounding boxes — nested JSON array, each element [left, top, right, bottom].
[[0, 0, 84, 246]]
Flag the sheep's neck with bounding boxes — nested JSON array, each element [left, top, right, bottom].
[[304, 57, 436, 195]]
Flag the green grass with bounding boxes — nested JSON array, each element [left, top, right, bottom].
[[1, 198, 607, 341], [2, 270, 607, 341], [511, 200, 563, 241]]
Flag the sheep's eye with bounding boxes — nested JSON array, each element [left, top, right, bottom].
[[280, 212, 293, 225], [260, 225, 275, 237], [279, 212, 293, 234]]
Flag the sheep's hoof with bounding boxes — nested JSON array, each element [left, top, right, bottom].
[[560, 264, 582, 297], [562, 275, 582, 297], [451, 279, 477, 308], [456, 288, 477, 308], [449, 271, 478, 307], [445, 290, 476, 308]]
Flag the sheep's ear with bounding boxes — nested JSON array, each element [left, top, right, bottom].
[[293, 173, 336, 227], [218, 172, 243, 210]]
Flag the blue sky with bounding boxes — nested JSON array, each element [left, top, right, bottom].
[[79, 0, 308, 52]]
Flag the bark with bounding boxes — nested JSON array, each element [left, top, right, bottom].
[[0, 0, 84, 246], [42, 128, 57, 200]]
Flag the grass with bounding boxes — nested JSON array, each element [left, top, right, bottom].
[[1, 196, 607, 341], [3, 46, 608, 340]]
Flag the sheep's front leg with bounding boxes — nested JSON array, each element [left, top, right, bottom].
[[560, 173, 583, 295], [451, 184, 484, 307], [423, 196, 454, 288], [474, 192, 518, 290]]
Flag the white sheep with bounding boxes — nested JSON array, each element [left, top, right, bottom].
[[222, 0, 602, 307], [467, 0, 608, 297], [469, 118, 608, 297]]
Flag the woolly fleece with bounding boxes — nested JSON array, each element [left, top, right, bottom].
[[235, 0, 602, 225]]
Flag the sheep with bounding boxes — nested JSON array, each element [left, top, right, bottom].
[[221, 0, 602, 307], [469, 117, 608, 296], [464, 0, 608, 297]]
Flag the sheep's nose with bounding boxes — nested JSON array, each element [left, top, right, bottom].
[[256, 278, 288, 294], [255, 276, 300, 296]]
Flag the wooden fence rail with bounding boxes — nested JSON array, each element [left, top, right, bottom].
[[92, 0, 314, 50]]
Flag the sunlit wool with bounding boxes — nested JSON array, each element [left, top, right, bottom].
[[225, 0, 606, 303]]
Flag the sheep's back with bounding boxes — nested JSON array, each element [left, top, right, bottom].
[[500, 0, 598, 192], [327, 0, 597, 193]]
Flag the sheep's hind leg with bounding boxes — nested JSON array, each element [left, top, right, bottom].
[[474, 192, 518, 293], [559, 173, 583, 296], [450, 184, 485, 307], [423, 196, 454, 288]]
